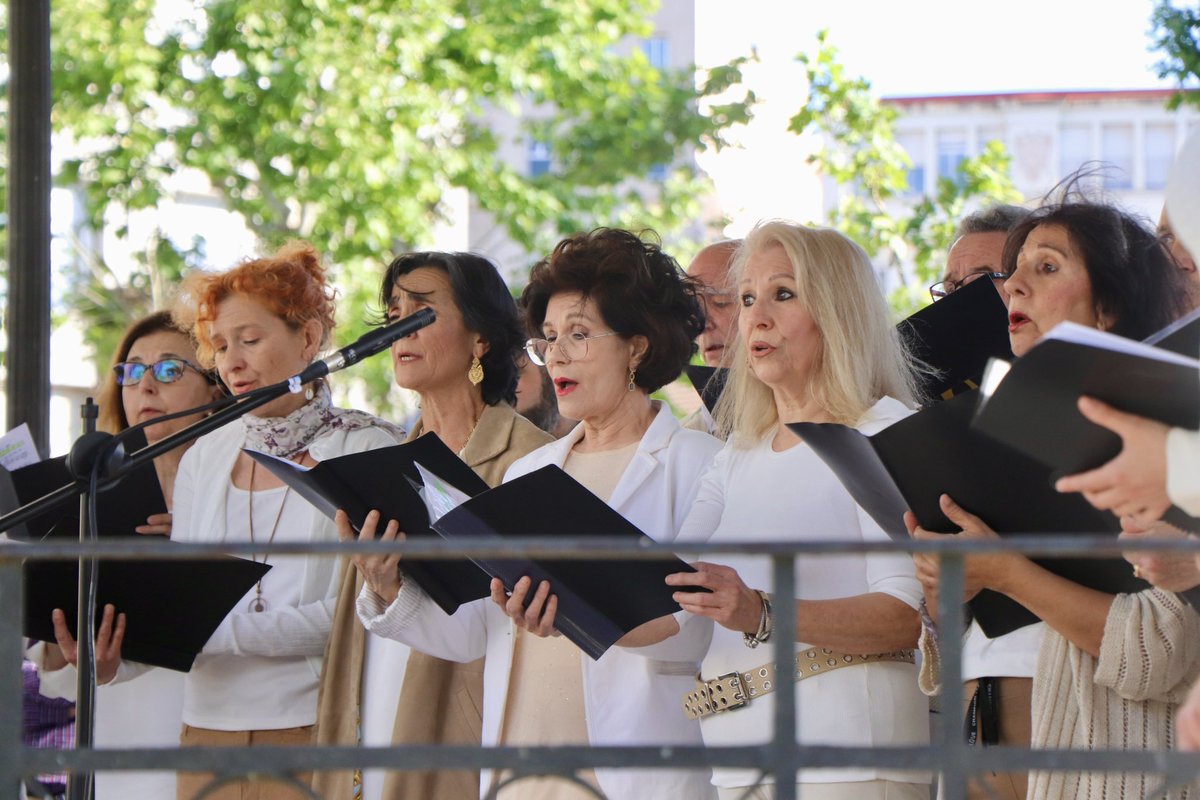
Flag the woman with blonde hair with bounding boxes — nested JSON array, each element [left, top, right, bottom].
[[642, 220, 930, 799]]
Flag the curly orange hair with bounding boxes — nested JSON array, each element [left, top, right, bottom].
[[175, 241, 337, 369]]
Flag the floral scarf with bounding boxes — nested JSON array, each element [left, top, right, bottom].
[[241, 383, 404, 457]]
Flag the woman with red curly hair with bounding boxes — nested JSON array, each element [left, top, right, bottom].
[[61, 242, 404, 800]]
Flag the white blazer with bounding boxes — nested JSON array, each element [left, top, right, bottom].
[[359, 402, 721, 800]]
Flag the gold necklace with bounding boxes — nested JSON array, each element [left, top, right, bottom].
[[456, 409, 484, 457], [246, 460, 291, 613]]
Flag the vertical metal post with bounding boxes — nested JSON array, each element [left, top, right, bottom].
[[6, 0, 54, 455], [0, 558, 26, 799], [772, 556, 798, 800], [937, 554, 968, 799], [69, 400, 100, 800]]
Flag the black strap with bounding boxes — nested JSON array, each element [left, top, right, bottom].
[[964, 676, 1001, 747]]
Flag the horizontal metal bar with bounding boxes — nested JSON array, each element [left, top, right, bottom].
[[15, 743, 1200, 777], [3, 533, 1199, 561]]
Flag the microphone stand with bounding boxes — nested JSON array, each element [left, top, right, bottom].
[[1, 306, 436, 799]]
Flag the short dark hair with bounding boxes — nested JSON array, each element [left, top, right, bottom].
[[955, 204, 1028, 238], [521, 228, 705, 392], [378, 252, 522, 406], [1001, 194, 1188, 341]]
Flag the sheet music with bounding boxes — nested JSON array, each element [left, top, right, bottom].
[[414, 462, 472, 524], [0, 423, 40, 470]]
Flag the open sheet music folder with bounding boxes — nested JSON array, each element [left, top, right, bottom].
[[23, 555, 269, 672], [416, 463, 704, 660], [247, 432, 493, 616], [788, 391, 1150, 638], [971, 320, 1200, 531]]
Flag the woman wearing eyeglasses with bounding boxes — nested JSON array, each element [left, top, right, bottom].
[[54, 243, 404, 800], [347, 228, 721, 799], [910, 193, 1197, 800], [315, 251, 552, 800], [33, 311, 221, 799]]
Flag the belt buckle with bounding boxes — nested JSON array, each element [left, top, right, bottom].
[[709, 671, 747, 713]]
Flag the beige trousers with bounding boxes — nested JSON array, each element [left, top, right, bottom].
[[177, 724, 314, 800], [717, 780, 929, 799]]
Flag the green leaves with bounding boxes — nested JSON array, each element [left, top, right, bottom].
[[12, 0, 751, 411], [789, 31, 1021, 316], [1151, 0, 1200, 110]]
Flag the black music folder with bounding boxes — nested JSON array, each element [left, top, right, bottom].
[[23, 555, 270, 672], [971, 321, 1200, 530], [247, 433, 494, 616], [0, 430, 167, 541], [788, 391, 1148, 638], [898, 275, 1013, 403], [418, 463, 703, 660], [1147, 305, 1200, 358]]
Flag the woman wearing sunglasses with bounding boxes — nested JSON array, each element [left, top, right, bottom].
[[348, 228, 722, 799], [53, 243, 404, 800], [33, 311, 222, 799]]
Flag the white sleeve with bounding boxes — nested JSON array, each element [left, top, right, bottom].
[[673, 443, 729, 544], [356, 577, 489, 664], [201, 598, 335, 657], [1167, 427, 1200, 517], [859, 504, 923, 610]]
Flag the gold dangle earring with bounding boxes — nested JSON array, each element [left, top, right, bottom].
[[627, 367, 637, 392], [468, 356, 485, 386]]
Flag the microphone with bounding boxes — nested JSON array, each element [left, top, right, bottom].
[[291, 307, 436, 387]]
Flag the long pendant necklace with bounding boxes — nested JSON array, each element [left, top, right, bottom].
[[246, 460, 290, 613]]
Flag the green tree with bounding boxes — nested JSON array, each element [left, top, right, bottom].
[[1151, 0, 1200, 108], [789, 31, 1021, 315], [4, 0, 753, 411]]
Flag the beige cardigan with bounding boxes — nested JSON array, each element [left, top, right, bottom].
[[1029, 589, 1200, 800], [311, 402, 552, 800]]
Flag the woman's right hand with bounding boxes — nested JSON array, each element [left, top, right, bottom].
[[1119, 518, 1200, 593], [51, 603, 125, 685], [336, 509, 404, 605]]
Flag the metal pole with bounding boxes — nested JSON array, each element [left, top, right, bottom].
[[6, 0, 54, 455], [0, 558, 26, 799], [69, 399, 99, 800]]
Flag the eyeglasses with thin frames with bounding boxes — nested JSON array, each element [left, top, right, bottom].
[[525, 331, 619, 366], [928, 271, 1008, 301], [113, 358, 207, 386]]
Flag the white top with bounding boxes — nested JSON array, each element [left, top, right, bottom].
[[181, 485, 315, 729], [1167, 427, 1200, 517], [961, 620, 1046, 681], [360, 634, 411, 799], [675, 397, 930, 788], [125, 419, 400, 733], [29, 647, 184, 799], [358, 402, 722, 800]]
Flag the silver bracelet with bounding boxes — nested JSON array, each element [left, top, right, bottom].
[[743, 590, 773, 648]]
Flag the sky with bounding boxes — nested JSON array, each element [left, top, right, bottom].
[[695, 0, 1171, 97], [692, 0, 1176, 234]]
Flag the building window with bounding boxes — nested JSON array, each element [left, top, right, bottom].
[[936, 130, 968, 187], [528, 140, 551, 178], [1100, 124, 1134, 189], [1059, 124, 1092, 181], [896, 131, 926, 196], [642, 37, 669, 70], [1144, 123, 1175, 190]]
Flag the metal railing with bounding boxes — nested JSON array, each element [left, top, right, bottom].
[[5, 533, 1200, 799]]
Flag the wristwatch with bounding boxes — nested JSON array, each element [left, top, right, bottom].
[[743, 589, 774, 648]]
